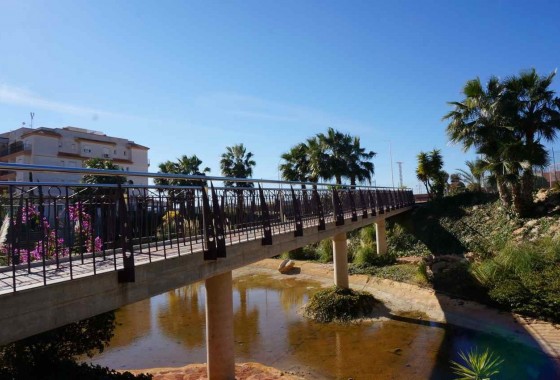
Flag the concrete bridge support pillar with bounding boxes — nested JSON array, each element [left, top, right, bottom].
[[205, 271, 235, 380], [375, 218, 388, 255], [332, 232, 349, 289]]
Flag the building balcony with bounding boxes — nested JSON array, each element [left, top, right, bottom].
[[0, 142, 31, 157]]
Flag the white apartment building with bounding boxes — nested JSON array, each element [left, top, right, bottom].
[[0, 126, 149, 185]]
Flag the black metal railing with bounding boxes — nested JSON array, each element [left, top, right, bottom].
[[0, 163, 414, 293]]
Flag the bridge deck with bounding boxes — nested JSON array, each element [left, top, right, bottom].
[[0, 214, 329, 295]]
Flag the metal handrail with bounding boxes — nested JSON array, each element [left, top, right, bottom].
[[0, 163, 404, 190]]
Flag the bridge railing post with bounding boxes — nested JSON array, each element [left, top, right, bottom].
[[367, 190, 376, 217], [258, 185, 272, 245], [312, 189, 326, 231], [211, 184, 226, 258], [202, 186, 217, 260], [348, 189, 358, 222], [358, 189, 368, 219], [290, 186, 303, 237], [376, 190, 384, 215], [116, 184, 135, 283], [332, 188, 344, 226]]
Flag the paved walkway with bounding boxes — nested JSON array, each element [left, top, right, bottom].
[[238, 259, 560, 361]]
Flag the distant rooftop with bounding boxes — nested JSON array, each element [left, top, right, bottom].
[[62, 126, 106, 136]]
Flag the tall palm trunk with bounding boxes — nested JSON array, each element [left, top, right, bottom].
[[496, 176, 511, 208], [335, 175, 342, 185], [510, 181, 525, 216], [520, 168, 534, 215]]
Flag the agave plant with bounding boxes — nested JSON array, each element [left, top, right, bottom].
[[450, 347, 503, 380]]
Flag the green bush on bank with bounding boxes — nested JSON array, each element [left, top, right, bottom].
[[282, 245, 319, 261], [472, 239, 560, 322], [317, 238, 333, 262], [282, 238, 334, 263]]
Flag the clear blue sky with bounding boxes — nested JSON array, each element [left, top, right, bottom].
[[1, 1, 560, 191]]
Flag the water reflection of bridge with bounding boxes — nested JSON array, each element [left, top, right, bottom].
[[0, 163, 413, 379]]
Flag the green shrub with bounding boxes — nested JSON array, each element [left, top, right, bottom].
[[282, 245, 318, 260], [346, 232, 362, 263], [317, 238, 333, 263], [304, 286, 378, 323], [416, 261, 430, 285], [353, 246, 397, 267], [353, 245, 376, 266], [472, 239, 560, 322], [450, 347, 503, 380], [360, 226, 376, 246]]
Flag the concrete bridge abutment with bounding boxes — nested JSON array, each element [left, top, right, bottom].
[[205, 271, 235, 380]]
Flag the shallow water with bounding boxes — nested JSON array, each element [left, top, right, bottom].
[[90, 274, 559, 379]]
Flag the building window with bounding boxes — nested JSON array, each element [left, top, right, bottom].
[[60, 160, 65, 167], [83, 145, 92, 153], [124, 151, 126, 156]]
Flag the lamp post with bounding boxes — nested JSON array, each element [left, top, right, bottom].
[[389, 140, 395, 188], [381, 140, 395, 188], [374, 140, 395, 188], [277, 158, 285, 222]]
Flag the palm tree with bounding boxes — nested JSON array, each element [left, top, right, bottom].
[[220, 144, 256, 220], [305, 136, 326, 184], [445, 70, 560, 215], [220, 144, 256, 188], [317, 127, 353, 185], [444, 76, 516, 207], [416, 152, 432, 195], [155, 155, 210, 231], [346, 136, 376, 186], [82, 158, 126, 185], [155, 155, 210, 187], [416, 149, 446, 199], [280, 143, 311, 188], [504, 69, 560, 209], [456, 159, 486, 191]]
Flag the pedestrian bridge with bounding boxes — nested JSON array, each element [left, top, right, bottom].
[[0, 163, 413, 378]]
